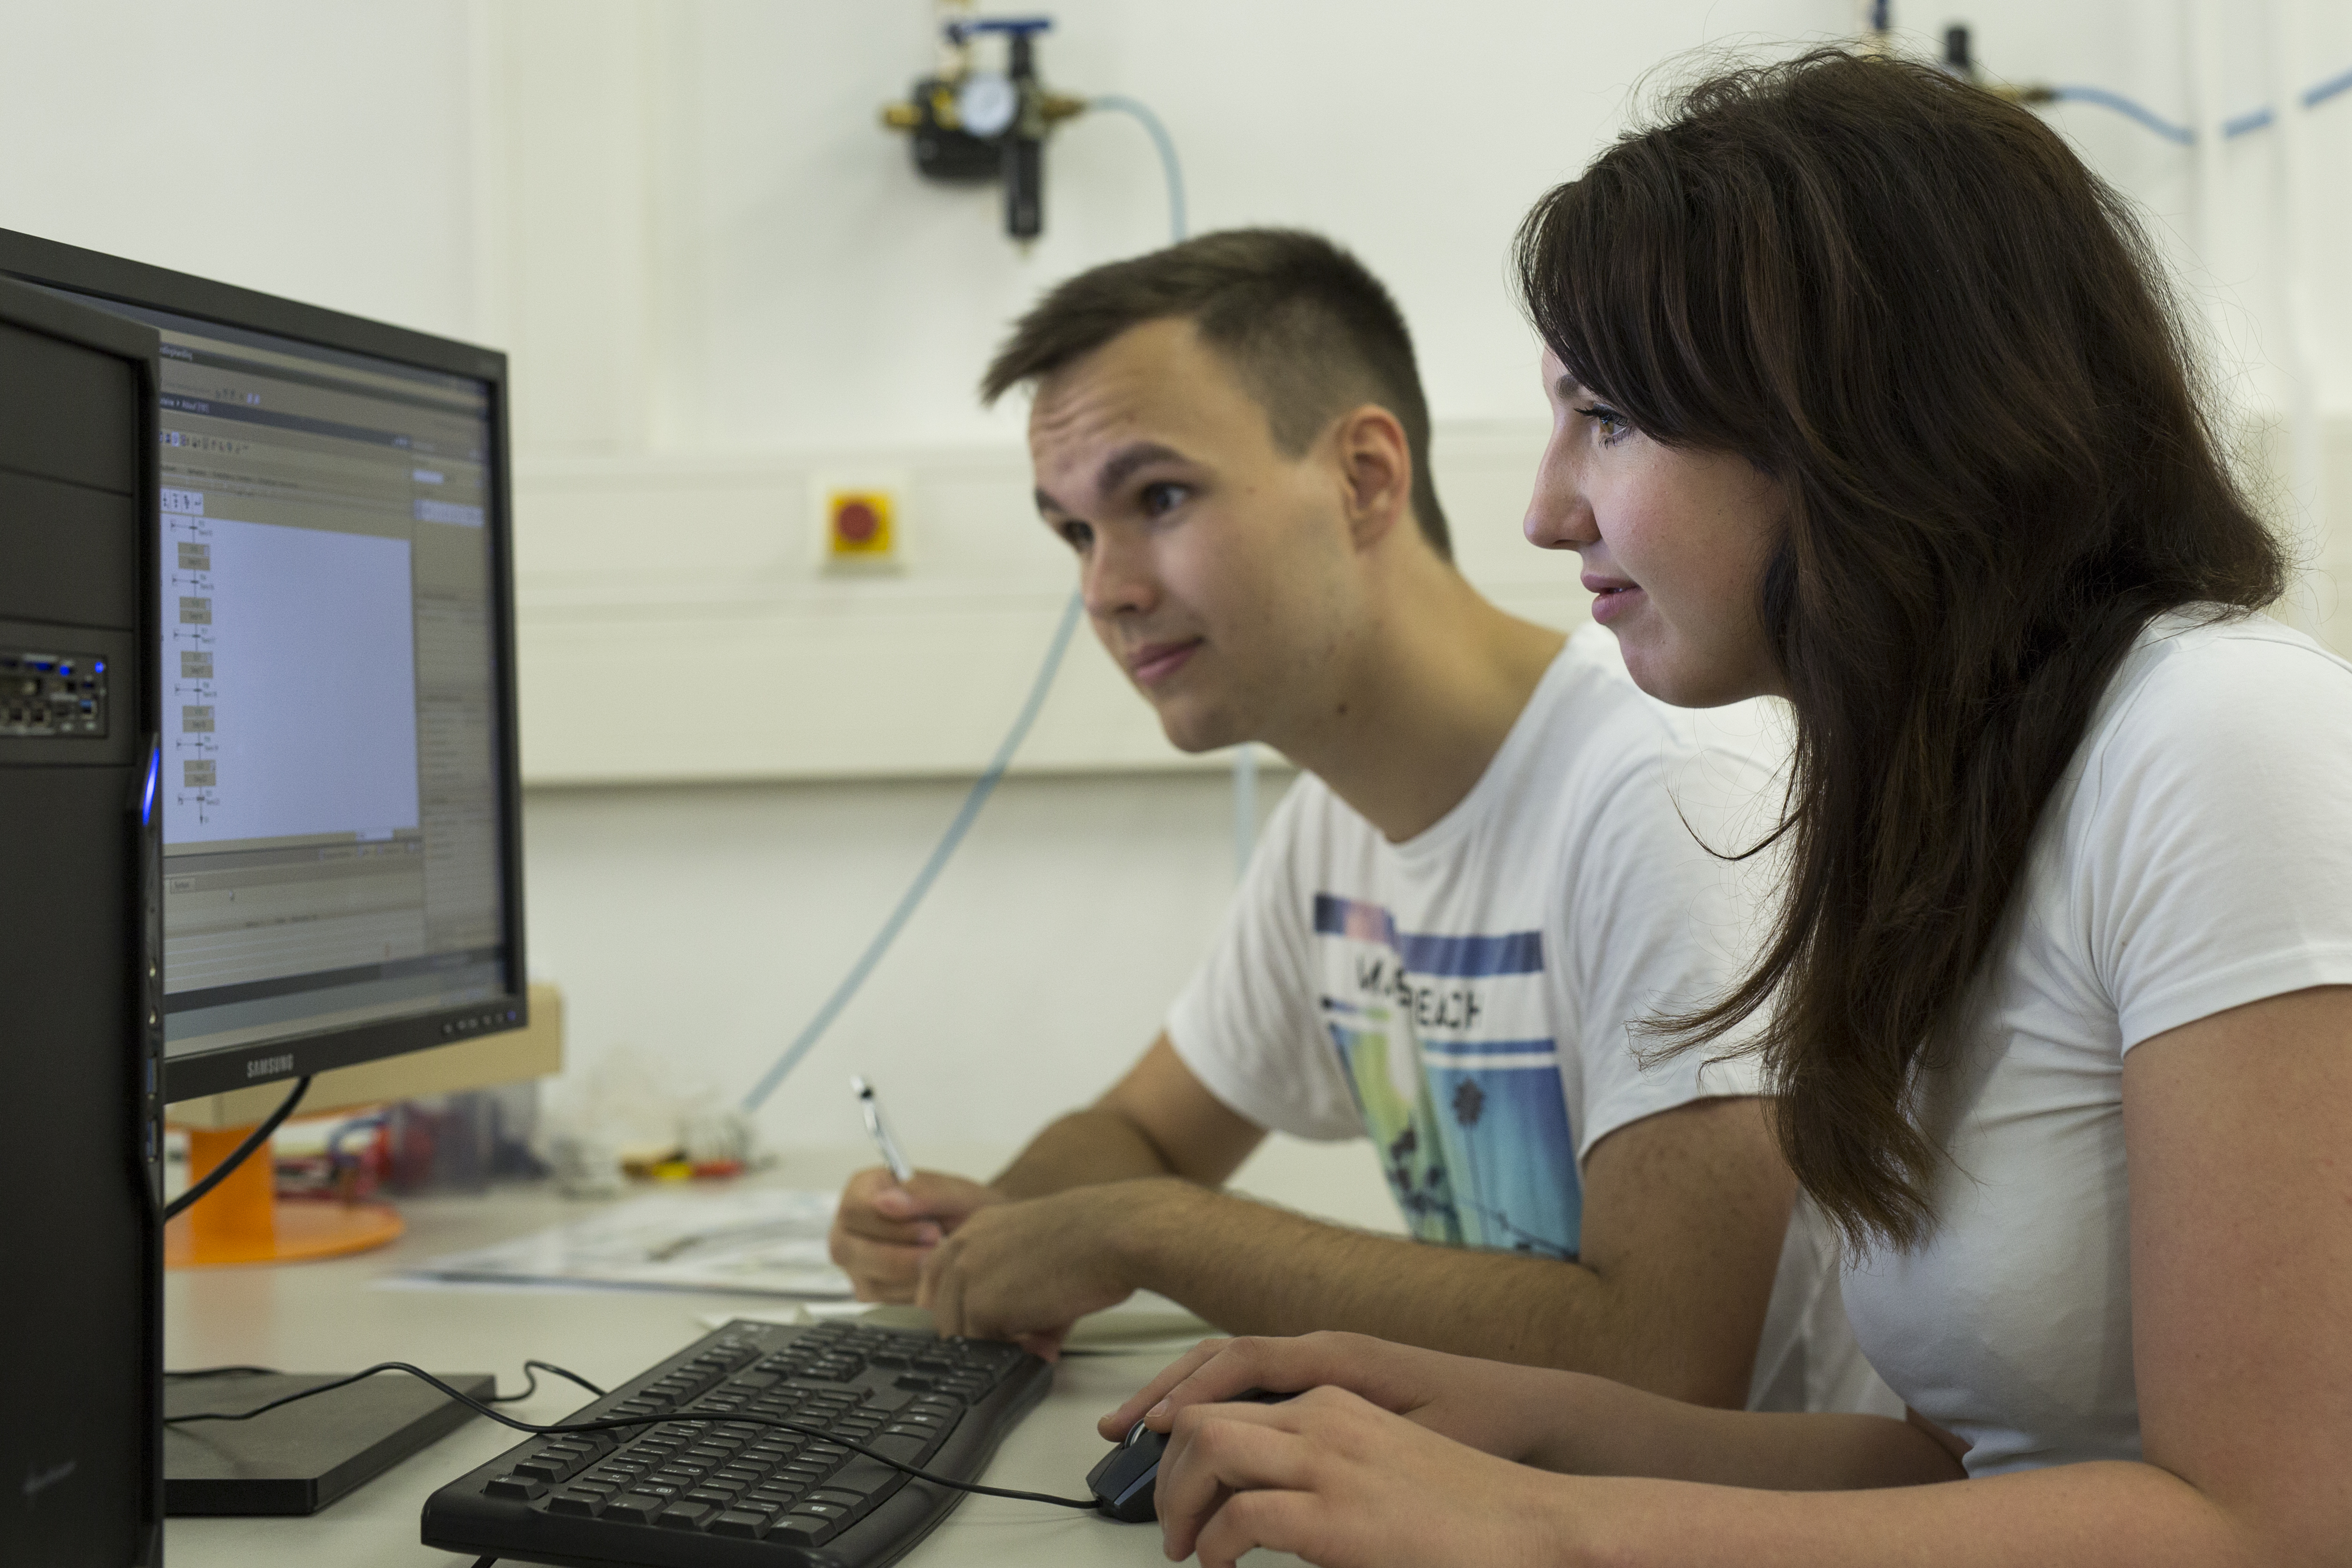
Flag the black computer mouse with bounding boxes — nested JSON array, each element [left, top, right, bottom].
[[1085, 1389, 1294, 1523]]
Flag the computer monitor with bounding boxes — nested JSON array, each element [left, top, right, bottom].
[[0, 227, 528, 1101]]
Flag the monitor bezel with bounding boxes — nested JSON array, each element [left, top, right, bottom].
[[0, 226, 531, 1102]]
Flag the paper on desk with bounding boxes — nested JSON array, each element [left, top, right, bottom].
[[400, 1188, 854, 1298], [699, 1290, 1217, 1358]]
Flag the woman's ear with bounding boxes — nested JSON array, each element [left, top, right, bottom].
[[1330, 404, 1414, 551]]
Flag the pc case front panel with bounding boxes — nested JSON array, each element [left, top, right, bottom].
[[0, 278, 165, 1565]]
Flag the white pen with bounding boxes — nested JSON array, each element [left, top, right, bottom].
[[851, 1074, 913, 1184]]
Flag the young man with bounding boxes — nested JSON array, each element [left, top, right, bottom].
[[828, 230, 1883, 1412]]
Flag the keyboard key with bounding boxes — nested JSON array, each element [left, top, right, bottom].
[[954, 1339, 1019, 1363], [771, 1512, 838, 1546], [546, 1491, 608, 1517], [828, 1457, 906, 1499], [482, 1474, 543, 1501], [603, 1494, 667, 1524], [807, 1488, 867, 1510], [708, 1509, 773, 1539], [657, 1500, 716, 1529], [794, 1501, 850, 1522], [510, 1457, 578, 1482]]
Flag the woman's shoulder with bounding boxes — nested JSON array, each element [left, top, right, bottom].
[[2090, 607, 2352, 760]]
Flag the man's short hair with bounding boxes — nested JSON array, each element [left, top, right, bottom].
[[980, 228, 1451, 559]]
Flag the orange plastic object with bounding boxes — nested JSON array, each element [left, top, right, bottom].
[[164, 1124, 404, 1269]]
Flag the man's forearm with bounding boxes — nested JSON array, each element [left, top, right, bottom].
[[988, 1108, 1178, 1200], [1113, 1180, 1748, 1407]]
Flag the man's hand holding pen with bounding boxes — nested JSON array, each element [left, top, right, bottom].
[[827, 1165, 1005, 1301]]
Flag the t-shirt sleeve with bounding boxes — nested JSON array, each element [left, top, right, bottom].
[[1558, 719, 1773, 1163], [1165, 781, 1363, 1140], [2080, 632, 2352, 1051]]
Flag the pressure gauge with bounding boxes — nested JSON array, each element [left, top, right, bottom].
[[957, 71, 1019, 139]]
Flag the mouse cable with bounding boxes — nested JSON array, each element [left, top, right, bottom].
[[165, 1359, 1103, 1511], [162, 1358, 606, 1405], [161, 1074, 312, 1222]]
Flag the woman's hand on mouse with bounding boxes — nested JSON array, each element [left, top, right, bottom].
[[1099, 1331, 1580, 1465], [1151, 1383, 1576, 1568]]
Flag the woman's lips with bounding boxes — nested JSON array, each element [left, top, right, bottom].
[[1586, 581, 1643, 626], [1129, 639, 1202, 685]]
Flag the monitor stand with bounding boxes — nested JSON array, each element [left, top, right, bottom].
[[164, 1122, 403, 1267], [164, 1371, 495, 1515], [162, 1125, 481, 1515]]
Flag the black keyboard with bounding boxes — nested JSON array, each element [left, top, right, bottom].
[[421, 1318, 1053, 1568]]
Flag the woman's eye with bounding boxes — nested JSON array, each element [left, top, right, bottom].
[[1573, 403, 1634, 447], [1060, 520, 1094, 550], [1139, 481, 1188, 516]]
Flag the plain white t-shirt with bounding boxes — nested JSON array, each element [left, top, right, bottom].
[[1843, 610, 2352, 1473], [1169, 626, 1896, 1414]]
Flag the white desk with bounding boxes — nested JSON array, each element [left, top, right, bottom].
[[163, 1140, 1387, 1566]]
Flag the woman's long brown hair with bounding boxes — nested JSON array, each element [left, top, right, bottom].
[[1515, 50, 2286, 1248]]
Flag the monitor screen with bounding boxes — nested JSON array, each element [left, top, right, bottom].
[[0, 226, 527, 1099], [138, 306, 506, 1064]]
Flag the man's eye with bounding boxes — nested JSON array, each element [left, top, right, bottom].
[[1139, 481, 1187, 516], [1059, 520, 1094, 550]]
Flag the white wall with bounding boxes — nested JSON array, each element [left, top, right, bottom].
[[10, 0, 2352, 1152], [0, 1, 481, 343], [522, 769, 1285, 1151]]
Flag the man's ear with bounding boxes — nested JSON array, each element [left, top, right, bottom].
[[1330, 404, 1414, 552]]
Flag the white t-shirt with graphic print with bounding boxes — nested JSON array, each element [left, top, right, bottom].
[[1167, 625, 1895, 1414]]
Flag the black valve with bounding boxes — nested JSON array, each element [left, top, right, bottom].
[[880, 15, 1084, 241]]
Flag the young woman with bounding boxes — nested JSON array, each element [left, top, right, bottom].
[[1098, 49, 2352, 1568]]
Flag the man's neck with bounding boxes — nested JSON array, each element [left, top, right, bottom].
[[1274, 556, 1566, 843]]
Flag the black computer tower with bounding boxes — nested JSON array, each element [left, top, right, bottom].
[[0, 276, 166, 1563]]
